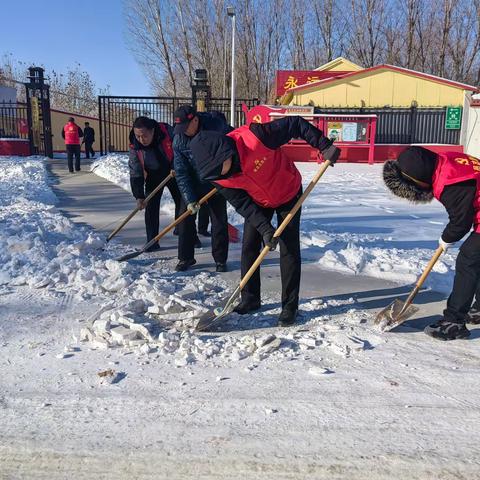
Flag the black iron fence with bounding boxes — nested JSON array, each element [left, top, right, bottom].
[[0, 102, 29, 139], [314, 106, 461, 144], [98, 95, 259, 154]]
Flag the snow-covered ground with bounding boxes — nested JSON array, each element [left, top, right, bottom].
[[1, 154, 478, 479]]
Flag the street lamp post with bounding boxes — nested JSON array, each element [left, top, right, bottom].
[[227, 6, 236, 127]]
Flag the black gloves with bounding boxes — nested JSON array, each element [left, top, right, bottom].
[[262, 227, 279, 251], [321, 143, 341, 164]]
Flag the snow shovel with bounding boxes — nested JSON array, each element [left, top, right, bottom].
[[195, 159, 333, 332], [375, 245, 444, 332], [116, 188, 217, 262], [107, 172, 175, 242]]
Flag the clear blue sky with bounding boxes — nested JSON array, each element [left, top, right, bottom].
[[1, 0, 150, 96]]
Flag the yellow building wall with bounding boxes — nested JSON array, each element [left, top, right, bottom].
[[51, 109, 100, 152], [315, 57, 363, 72], [51, 109, 130, 152], [293, 68, 466, 108]]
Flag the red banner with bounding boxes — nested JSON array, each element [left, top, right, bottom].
[[276, 70, 349, 96]]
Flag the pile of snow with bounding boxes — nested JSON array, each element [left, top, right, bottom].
[[81, 293, 376, 366], [91, 154, 130, 192], [0, 157, 138, 293]]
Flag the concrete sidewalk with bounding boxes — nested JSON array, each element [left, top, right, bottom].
[[46, 156, 446, 327]]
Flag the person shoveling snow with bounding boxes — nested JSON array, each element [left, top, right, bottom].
[[382, 146, 480, 340], [190, 116, 340, 330]]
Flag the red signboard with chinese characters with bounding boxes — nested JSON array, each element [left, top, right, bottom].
[[276, 70, 349, 96]]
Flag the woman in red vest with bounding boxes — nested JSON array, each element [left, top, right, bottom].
[[62, 117, 83, 173], [190, 117, 340, 326], [129, 116, 183, 252], [384, 146, 480, 340]]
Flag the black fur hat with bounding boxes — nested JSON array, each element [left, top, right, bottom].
[[383, 160, 434, 203]]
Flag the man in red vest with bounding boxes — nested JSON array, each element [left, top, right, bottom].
[[61, 117, 83, 173], [129, 116, 183, 251], [384, 146, 480, 340], [190, 117, 340, 326]]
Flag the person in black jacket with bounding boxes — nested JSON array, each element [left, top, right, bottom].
[[190, 116, 340, 326], [172, 105, 232, 272], [129, 116, 182, 252], [383, 146, 480, 340], [83, 122, 95, 159]]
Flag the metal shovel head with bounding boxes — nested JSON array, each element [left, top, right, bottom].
[[195, 287, 241, 332], [195, 304, 234, 332], [115, 249, 143, 262], [375, 299, 419, 332]]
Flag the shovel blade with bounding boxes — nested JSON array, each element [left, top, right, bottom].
[[195, 287, 241, 332], [375, 299, 419, 332], [195, 305, 231, 332], [115, 250, 143, 262]]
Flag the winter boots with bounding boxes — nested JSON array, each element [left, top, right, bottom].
[[424, 320, 471, 341], [175, 259, 196, 272], [233, 300, 261, 315], [278, 308, 298, 327], [467, 305, 480, 325]]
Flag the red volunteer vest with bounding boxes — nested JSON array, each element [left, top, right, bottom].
[[158, 123, 173, 163], [215, 125, 302, 208], [63, 122, 80, 145], [432, 151, 480, 232], [134, 123, 174, 179]]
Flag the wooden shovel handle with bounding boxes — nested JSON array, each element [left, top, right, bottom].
[[404, 245, 444, 308], [107, 171, 174, 241], [147, 188, 217, 246], [239, 160, 332, 290], [416, 245, 444, 288]]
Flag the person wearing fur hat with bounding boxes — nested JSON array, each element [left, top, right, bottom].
[[189, 117, 340, 327], [383, 146, 480, 340]]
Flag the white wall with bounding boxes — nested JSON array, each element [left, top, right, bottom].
[[464, 94, 480, 158], [0, 86, 16, 103]]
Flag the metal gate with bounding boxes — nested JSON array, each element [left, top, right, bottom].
[[0, 102, 29, 140], [98, 95, 259, 154], [314, 106, 461, 144]]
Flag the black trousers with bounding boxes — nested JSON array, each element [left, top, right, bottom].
[[85, 141, 95, 158], [144, 176, 182, 244], [198, 204, 210, 233], [444, 232, 480, 324], [177, 193, 228, 263], [66, 144, 81, 171], [241, 189, 302, 312]]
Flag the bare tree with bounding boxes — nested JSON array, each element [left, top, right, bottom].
[[289, 0, 308, 70], [122, 0, 480, 102], [125, 0, 180, 96], [347, 0, 386, 67], [438, 0, 455, 77], [313, 0, 335, 64], [448, 0, 480, 83]]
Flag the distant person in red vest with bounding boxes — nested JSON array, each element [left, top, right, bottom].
[[62, 117, 83, 173], [190, 117, 340, 326], [128, 116, 183, 252], [384, 146, 480, 340]]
